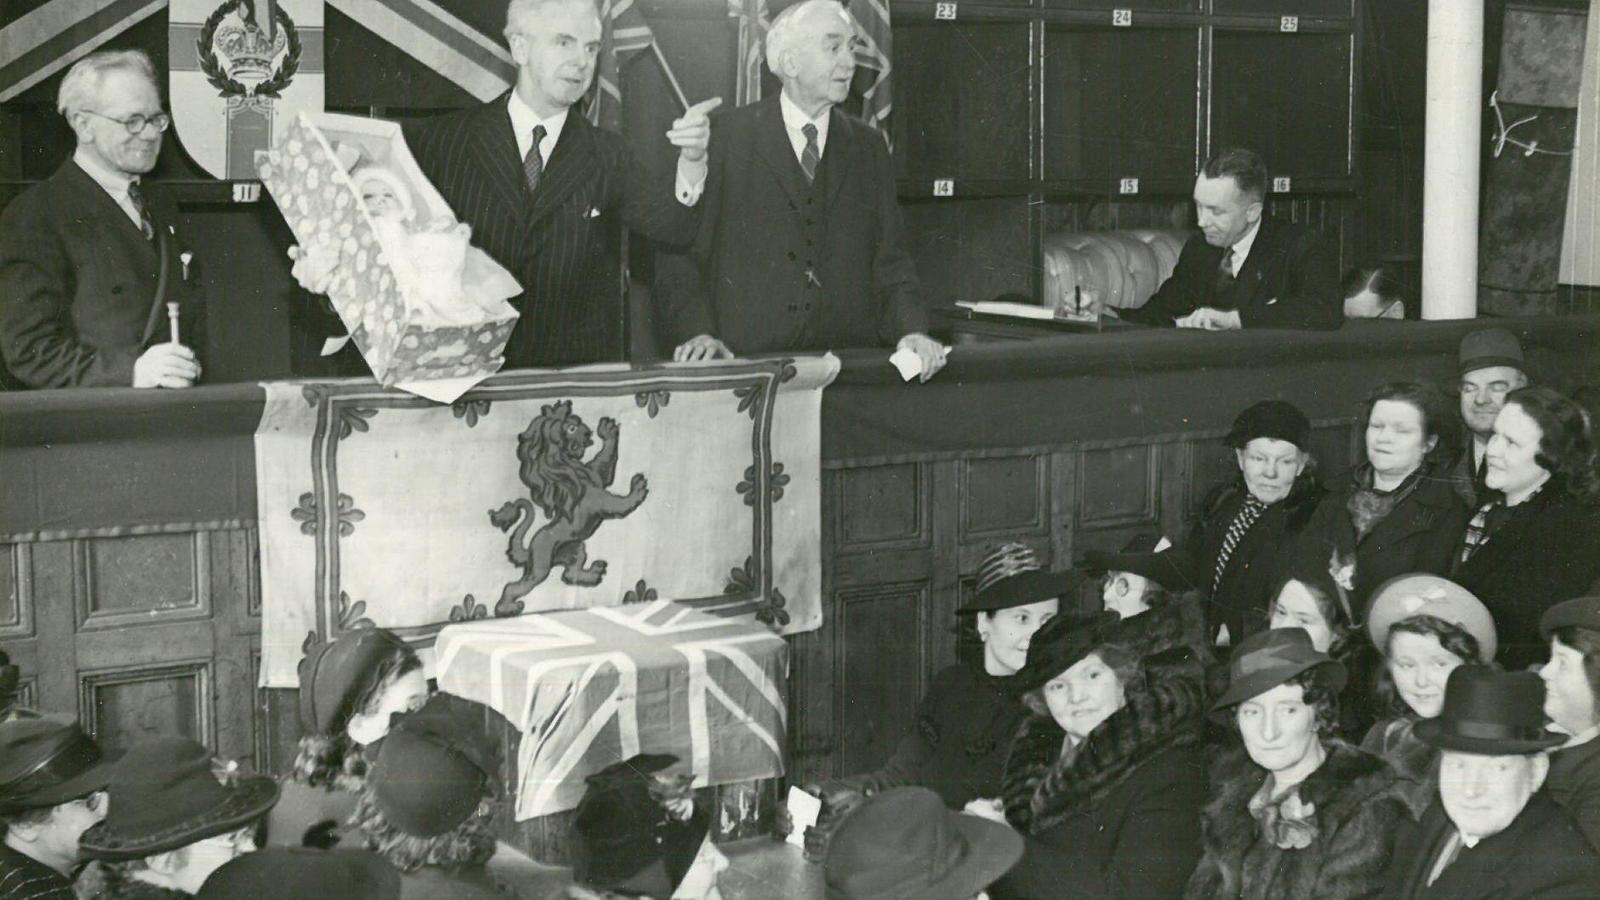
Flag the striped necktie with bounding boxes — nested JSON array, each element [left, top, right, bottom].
[[126, 179, 155, 241], [800, 123, 820, 183], [1213, 495, 1268, 593], [524, 124, 547, 196]]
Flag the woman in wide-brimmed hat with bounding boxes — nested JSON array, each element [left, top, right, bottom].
[[269, 628, 429, 849], [1360, 574, 1497, 812], [825, 786, 1021, 900], [793, 543, 1070, 858], [0, 713, 117, 899], [77, 737, 280, 899], [1185, 628, 1412, 900], [982, 602, 1209, 900]]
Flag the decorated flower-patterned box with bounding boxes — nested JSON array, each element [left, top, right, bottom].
[[256, 112, 520, 387]]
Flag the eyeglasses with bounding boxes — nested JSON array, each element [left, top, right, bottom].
[[77, 790, 107, 814], [82, 109, 171, 135]]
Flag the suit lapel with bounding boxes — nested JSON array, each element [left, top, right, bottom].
[[467, 99, 532, 221], [1234, 218, 1274, 308], [820, 107, 851, 212], [756, 97, 808, 211], [63, 161, 160, 260], [528, 115, 601, 228]]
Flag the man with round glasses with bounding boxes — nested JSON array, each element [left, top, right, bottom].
[[0, 49, 204, 390]]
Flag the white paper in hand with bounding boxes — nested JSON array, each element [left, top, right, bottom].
[[785, 785, 822, 848], [889, 344, 952, 382]]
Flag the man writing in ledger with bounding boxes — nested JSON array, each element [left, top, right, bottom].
[[293, 0, 718, 368], [656, 0, 946, 381], [1122, 147, 1341, 331], [0, 50, 204, 389]]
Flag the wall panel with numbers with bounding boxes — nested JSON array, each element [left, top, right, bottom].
[[888, 0, 1360, 310]]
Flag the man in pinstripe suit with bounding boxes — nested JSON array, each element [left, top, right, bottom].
[[396, 0, 717, 368]]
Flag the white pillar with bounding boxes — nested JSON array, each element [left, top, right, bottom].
[[1422, 0, 1485, 320]]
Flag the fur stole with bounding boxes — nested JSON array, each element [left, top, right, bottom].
[[1188, 741, 1412, 900], [1002, 639, 1206, 835]]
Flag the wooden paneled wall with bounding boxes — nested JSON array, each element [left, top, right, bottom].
[[790, 418, 1357, 781]]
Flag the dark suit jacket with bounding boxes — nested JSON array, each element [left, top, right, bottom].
[[403, 99, 697, 368], [1301, 466, 1471, 614], [1452, 483, 1600, 671], [1122, 216, 1341, 330], [0, 160, 205, 389], [1388, 793, 1600, 900], [654, 95, 926, 354]]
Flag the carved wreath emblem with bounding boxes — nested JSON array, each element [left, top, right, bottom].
[[196, 0, 301, 99]]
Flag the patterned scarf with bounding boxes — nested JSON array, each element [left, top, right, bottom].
[[1248, 779, 1320, 850], [1346, 465, 1423, 541], [1458, 498, 1502, 564], [1213, 495, 1269, 593]]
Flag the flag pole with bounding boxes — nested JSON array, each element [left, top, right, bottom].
[[649, 40, 691, 112]]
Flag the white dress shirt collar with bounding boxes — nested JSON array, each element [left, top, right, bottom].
[[508, 90, 569, 164], [1229, 218, 1263, 273], [73, 147, 145, 230], [778, 89, 830, 165]]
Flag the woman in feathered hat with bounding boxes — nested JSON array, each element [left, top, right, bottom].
[[1264, 542, 1378, 740], [791, 543, 1069, 858]]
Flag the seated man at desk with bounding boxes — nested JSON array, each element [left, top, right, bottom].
[[1121, 147, 1340, 331]]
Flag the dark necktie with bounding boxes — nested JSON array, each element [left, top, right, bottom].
[[800, 123, 820, 183], [1214, 246, 1237, 304], [1213, 495, 1268, 593], [126, 179, 155, 241], [523, 124, 547, 196]]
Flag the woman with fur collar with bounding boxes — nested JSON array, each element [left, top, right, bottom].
[[978, 601, 1209, 900], [1185, 628, 1413, 900]]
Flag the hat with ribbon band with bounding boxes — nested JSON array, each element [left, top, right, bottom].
[[0, 712, 116, 814], [1414, 667, 1564, 755], [956, 542, 1078, 615], [1212, 627, 1347, 712], [824, 786, 1021, 900]]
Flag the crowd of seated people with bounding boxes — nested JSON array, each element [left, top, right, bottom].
[[3, 325, 1599, 900]]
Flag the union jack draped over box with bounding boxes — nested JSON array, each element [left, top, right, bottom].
[[435, 599, 787, 820]]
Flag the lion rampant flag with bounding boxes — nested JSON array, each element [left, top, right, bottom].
[[253, 358, 836, 687]]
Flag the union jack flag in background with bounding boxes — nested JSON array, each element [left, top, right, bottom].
[[587, 0, 656, 131], [727, 0, 769, 108], [435, 599, 788, 820], [846, 0, 892, 142]]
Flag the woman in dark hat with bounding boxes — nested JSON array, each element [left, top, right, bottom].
[[269, 628, 429, 849], [77, 738, 280, 899], [1538, 594, 1600, 849], [1301, 381, 1469, 616], [825, 786, 1021, 900], [1454, 385, 1600, 671], [982, 604, 1209, 900], [0, 713, 115, 900], [1185, 628, 1412, 900], [1083, 399, 1323, 649], [565, 753, 728, 900], [1263, 544, 1378, 740], [352, 695, 532, 900], [794, 542, 1068, 856], [1361, 575, 1497, 811]]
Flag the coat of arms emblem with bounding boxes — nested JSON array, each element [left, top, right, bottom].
[[169, 0, 324, 179]]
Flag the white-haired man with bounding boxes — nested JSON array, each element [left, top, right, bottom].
[[0, 49, 205, 389], [393, 0, 718, 368], [656, 0, 945, 380]]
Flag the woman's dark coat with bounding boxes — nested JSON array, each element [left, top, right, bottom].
[[1451, 483, 1600, 670], [841, 661, 1025, 808], [991, 641, 1210, 900], [1184, 742, 1413, 900], [1547, 736, 1600, 852], [1301, 467, 1469, 615], [1100, 477, 1324, 646]]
